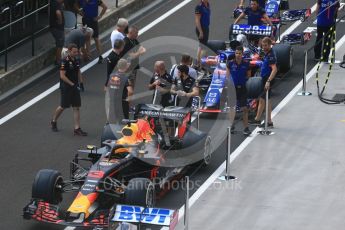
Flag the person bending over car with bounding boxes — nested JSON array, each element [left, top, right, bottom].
[[170, 65, 199, 108], [234, 0, 272, 26], [227, 46, 252, 136], [148, 61, 174, 107], [234, 0, 273, 45], [249, 37, 277, 128], [239, 0, 266, 8]]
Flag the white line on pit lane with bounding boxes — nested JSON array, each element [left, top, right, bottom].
[[173, 35, 345, 230], [0, 0, 195, 127]]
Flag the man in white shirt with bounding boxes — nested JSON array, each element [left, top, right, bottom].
[[170, 54, 198, 80], [110, 18, 128, 48]]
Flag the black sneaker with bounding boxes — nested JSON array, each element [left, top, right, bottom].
[[51, 120, 58, 132], [97, 56, 103, 64], [74, 128, 88, 136], [230, 125, 235, 134], [243, 127, 251, 136], [259, 122, 274, 128], [249, 119, 261, 126]]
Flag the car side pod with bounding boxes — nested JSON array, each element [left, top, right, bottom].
[[108, 204, 179, 230]]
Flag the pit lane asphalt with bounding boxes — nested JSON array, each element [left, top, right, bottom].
[[1, 0, 342, 229]]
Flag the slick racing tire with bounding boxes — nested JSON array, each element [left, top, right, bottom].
[[273, 44, 293, 74], [207, 40, 226, 54], [125, 178, 155, 207], [246, 77, 263, 99], [32, 169, 63, 204]]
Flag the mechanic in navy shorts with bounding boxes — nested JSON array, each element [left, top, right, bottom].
[[227, 46, 252, 136], [314, 0, 340, 62], [79, 0, 107, 64], [51, 43, 87, 136], [249, 37, 277, 128], [195, 0, 211, 68]]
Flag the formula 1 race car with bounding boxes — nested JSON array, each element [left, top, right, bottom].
[[234, 0, 290, 19], [198, 24, 293, 114], [23, 105, 212, 229], [281, 9, 312, 22], [233, 0, 311, 39]]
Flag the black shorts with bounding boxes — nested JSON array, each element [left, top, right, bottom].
[[260, 77, 274, 99], [60, 87, 81, 108], [196, 27, 209, 46], [235, 86, 248, 107], [82, 17, 99, 38], [51, 28, 65, 48]]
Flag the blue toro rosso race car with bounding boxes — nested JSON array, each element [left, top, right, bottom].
[[198, 22, 312, 114], [233, 0, 311, 41], [234, 0, 311, 22]]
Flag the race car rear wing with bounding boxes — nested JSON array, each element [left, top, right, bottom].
[[135, 104, 192, 122], [110, 204, 179, 230], [229, 24, 273, 37]]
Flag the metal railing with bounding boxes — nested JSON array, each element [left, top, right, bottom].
[[0, 1, 50, 72], [297, 1, 345, 96], [298, 2, 345, 97]]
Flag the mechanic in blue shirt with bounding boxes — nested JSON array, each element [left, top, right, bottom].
[[226, 46, 252, 136], [79, 0, 107, 64], [234, 0, 272, 26], [239, 0, 266, 9], [250, 37, 277, 128], [314, 0, 340, 62], [195, 0, 211, 68]]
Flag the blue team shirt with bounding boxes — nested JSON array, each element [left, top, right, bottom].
[[261, 49, 277, 79], [228, 59, 250, 86], [244, 7, 266, 25], [80, 0, 102, 19], [195, 1, 211, 28], [258, 0, 266, 8], [317, 0, 339, 27]]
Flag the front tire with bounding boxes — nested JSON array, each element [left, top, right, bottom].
[[124, 178, 155, 207], [32, 169, 63, 204]]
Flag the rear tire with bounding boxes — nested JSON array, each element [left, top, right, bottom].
[[207, 40, 226, 54], [32, 169, 63, 204], [124, 178, 155, 207], [272, 44, 293, 74]]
